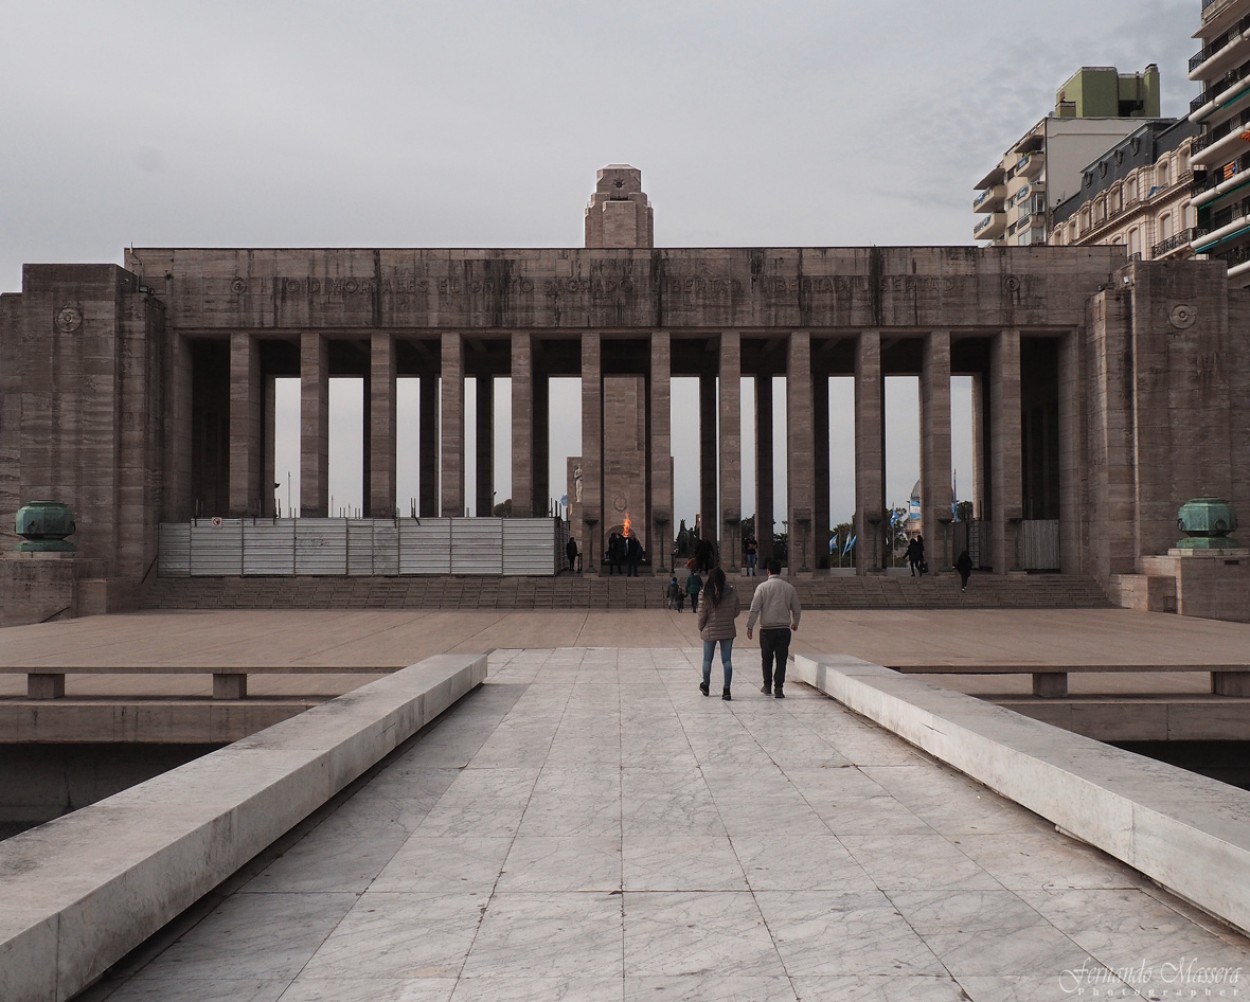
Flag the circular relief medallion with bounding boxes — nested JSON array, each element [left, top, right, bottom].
[[612, 494, 628, 513], [54, 306, 83, 333], [1169, 303, 1197, 330], [1002, 275, 1022, 293], [230, 278, 248, 294]]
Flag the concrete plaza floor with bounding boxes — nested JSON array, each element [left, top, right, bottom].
[[3, 606, 1247, 700], [77, 644, 1250, 1002]]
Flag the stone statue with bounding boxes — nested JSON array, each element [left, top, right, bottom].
[[574, 465, 583, 503]]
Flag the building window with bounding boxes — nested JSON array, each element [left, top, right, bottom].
[[1160, 214, 1172, 241], [1081, 208, 1091, 232], [1111, 186, 1122, 214], [1157, 162, 1170, 188], [1128, 227, 1140, 258], [1126, 176, 1138, 202]]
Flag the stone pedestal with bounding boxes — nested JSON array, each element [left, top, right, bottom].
[[1138, 548, 1250, 623], [0, 552, 78, 627]]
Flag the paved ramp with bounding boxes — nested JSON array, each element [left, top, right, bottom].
[[81, 648, 1250, 1002]]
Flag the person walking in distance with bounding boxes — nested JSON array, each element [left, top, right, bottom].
[[746, 559, 802, 698], [685, 567, 703, 613], [626, 533, 643, 577], [566, 536, 579, 573], [905, 536, 922, 577], [697, 567, 740, 700], [955, 549, 973, 592]]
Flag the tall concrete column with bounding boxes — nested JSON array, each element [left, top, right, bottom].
[[719, 332, 741, 570], [299, 333, 329, 518], [854, 332, 885, 573], [369, 333, 396, 518], [263, 375, 277, 517], [228, 333, 262, 516], [787, 332, 815, 572], [581, 334, 604, 567], [475, 376, 494, 517], [921, 330, 953, 569], [1058, 331, 1082, 573], [699, 370, 717, 541], [813, 366, 830, 567], [649, 332, 673, 568], [991, 329, 1023, 573], [971, 372, 987, 521], [534, 370, 550, 517], [440, 333, 465, 517], [418, 373, 439, 517], [511, 334, 534, 517], [755, 375, 774, 565], [165, 333, 194, 521]]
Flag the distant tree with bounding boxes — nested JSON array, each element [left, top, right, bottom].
[[773, 530, 788, 565], [492, 498, 513, 517], [740, 515, 755, 546]]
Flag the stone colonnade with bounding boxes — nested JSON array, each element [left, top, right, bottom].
[[222, 327, 1058, 575]]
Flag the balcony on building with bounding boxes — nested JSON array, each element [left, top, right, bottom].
[[1197, 0, 1250, 47], [1188, 20, 1250, 83], [1191, 160, 1250, 211], [973, 184, 1007, 213], [1191, 210, 1250, 260], [973, 212, 1007, 241], [1190, 125, 1250, 169], [1201, 0, 1243, 26], [1012, 133, 1044, 156], [1190, 77, 1250, 128], [1153, 227, 1200, 260], [1015, 152, 1044, 180], [1226, 256, 1250, 285]]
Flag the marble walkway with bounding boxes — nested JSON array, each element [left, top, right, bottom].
[[81, 647, 1250, 1002]]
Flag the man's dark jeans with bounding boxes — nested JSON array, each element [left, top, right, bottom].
[[760, 627, 792, 691]]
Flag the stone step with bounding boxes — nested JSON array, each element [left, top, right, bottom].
[[140, 572, 1111, 612]]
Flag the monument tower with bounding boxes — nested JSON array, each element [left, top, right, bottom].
[[570, 166, 659, 566]]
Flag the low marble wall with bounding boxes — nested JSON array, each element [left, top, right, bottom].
[[0, 653, 487, 1002], [793, 653, 1250, 937]]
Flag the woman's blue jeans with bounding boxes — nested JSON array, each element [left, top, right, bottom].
[[702, 638, 734, 689]]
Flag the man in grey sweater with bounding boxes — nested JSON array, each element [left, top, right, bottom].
[[745, 559, 802, 698]]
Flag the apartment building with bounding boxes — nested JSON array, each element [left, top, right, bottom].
[[1188, 0, 1250, 284], [974, 66, 1162, 246], [1049, 119, 1200, 261]]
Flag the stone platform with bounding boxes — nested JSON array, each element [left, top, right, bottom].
[[75, 646, 1250, 1002], [137, 571, 1112, 612]]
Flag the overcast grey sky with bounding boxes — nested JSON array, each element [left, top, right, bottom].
[[1, 0, 1198, 533]]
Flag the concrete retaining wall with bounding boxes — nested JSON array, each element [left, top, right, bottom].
[[793, 653, 1250, 937], [0, 652, 487, 1002]]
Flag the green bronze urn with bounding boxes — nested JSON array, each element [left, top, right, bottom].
[[1176, 497, 1239, 550], [15, 501, 77, 552]]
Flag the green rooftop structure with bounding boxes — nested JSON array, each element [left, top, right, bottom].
[[1054, 64, 1161, 119]]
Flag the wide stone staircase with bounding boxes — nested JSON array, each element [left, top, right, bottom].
[[140, 571, 1110, 611]]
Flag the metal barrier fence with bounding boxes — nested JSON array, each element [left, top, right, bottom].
[[158, 518, 566, 577]]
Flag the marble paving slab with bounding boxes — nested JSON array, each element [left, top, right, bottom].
[[77, 647, 1250, 1002]]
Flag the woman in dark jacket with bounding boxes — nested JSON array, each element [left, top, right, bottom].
[[697, 567, 740, 700]]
